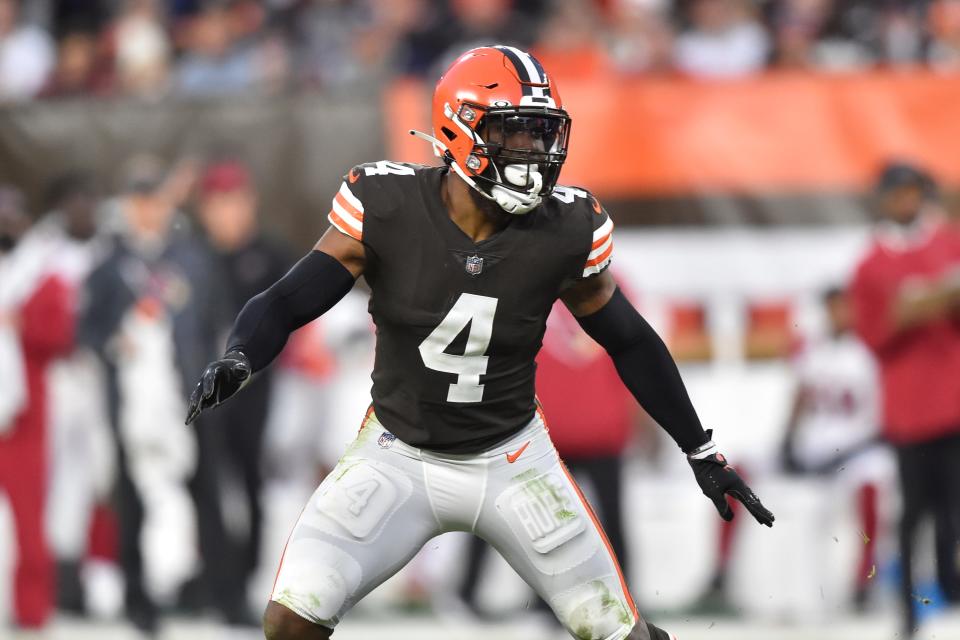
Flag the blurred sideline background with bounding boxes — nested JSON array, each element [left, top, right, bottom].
[[1, 1, 960, 639]]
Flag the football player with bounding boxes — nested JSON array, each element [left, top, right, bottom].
[[186, 46, 774, 640]]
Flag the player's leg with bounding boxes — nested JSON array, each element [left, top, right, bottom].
[[265, 411, 440, 639], [933, 434, 960, 603], [3, 439, 53, 627], [475, 419, 675, 640], [852, 482, 879, 608], [895, 442, 929, 635]]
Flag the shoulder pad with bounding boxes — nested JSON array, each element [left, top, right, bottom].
[[327, 160, 430, 241], [550, 184, 613, 279]]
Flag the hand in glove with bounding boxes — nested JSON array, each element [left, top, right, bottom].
[[687, 431, 775, 527], [185, 350, 251, 425]]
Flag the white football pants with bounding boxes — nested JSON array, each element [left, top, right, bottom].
[[270, 408, 640, 640]]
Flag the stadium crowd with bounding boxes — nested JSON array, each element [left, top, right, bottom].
[[2, 0, 960, 102]]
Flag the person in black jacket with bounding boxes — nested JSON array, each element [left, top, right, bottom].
[[194, 158, 293, 602], [79, 155, 233, 633]]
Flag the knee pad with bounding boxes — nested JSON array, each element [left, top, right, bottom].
[[271, 538, 361, 627], [551, 578, 636, 640]]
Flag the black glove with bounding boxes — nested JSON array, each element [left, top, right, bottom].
[[185, 350, 252, 425], [687, 431, 775, 527]]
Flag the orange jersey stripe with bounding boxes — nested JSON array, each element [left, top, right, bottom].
[[592, 232, 612, 251], [357, 405, 375, 436], [329, 209, 362, 240], [585, 242, 613, 267], [559, 459, 640, 622], [335, 191, 364, 222]]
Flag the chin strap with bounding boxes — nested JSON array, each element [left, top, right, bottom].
[[409, 129, 542, 215]]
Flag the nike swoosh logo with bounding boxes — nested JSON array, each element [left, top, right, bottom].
[[506, 441, 531, 464]]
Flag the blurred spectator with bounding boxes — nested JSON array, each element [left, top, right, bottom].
[[850, 161, 960, 637], [78, 155, 224, 633], [110, 0, 172, 98], [674, 0, 770, 77], [780, 286, 894, 610], [449, 0, 533, 49], [532, 0, 613, 79], [928, 0, 960, 71], [882, 3, 926, 66], [50, 0, 111, 39], [0, 0, 55, 100], [606, 0, 675, 75], [769, 0, 831, 69], [175, 2, 264, 97], [39, 31, 111, 99], [194, 158, 292, 616], [292, 0, 381, 89], [411, 0, 535, 78], [34, 173, 116, 615], [0, 185, 74, 628]]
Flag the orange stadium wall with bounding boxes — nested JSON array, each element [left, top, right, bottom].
[[387, 70, 960, 198]]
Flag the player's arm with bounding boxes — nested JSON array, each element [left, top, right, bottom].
[[561, 270, 774, 527], [890, 269, 960, 330], [185, 227, 364, 425], [779, 383, 807, 474]]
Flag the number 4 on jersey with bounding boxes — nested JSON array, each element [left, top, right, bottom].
[[419, 293, 498, 403]]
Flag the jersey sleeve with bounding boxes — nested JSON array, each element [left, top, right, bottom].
[[326, 166, 366, 241], [580, 195, 614, 279]]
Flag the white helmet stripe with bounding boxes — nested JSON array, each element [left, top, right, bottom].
[[500, 45, 543, 84]]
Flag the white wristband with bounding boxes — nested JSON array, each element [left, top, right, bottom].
[[687, 441, 717, 460]]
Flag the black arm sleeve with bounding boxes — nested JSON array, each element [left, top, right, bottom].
[[575, 287, 710, 453], [226, 250, 355, 371]]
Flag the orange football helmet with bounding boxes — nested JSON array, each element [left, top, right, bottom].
[[411, 45, 571, 214]]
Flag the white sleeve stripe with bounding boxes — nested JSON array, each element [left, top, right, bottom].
[[592, 217, 613, 241], [332, 200, 363, 231], [328, 214, 358, 239], [338, 182, 364, 212], [588, 236, 612, 261], [582, 257, 612, 277]]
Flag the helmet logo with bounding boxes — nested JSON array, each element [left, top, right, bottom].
[[459, 105, 477, 123], [492, 100, 512, 107], [466, 154, 481, 171]]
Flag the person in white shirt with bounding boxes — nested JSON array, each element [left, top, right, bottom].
[[674, 0, 769, 78], [781, 286, 896, 610], [0, 0, 54, 100]]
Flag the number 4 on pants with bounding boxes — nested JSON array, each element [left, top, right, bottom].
[[419, 293, 498, 403]]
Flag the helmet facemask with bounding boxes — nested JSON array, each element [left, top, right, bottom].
[[458, 105, 570, 215]]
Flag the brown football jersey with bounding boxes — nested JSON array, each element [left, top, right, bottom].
[[327, 161, 613, 453]]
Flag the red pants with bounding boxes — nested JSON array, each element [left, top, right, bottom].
[[0, 419, 52, 627]]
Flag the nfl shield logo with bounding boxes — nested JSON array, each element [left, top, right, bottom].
[[377, 432, 396, 449], [465, 255, 484, 276]]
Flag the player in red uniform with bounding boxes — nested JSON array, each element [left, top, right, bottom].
[[186, 46, 774, 640]]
